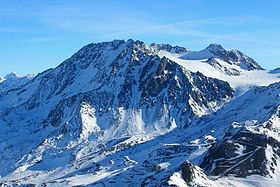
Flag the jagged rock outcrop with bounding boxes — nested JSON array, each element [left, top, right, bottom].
[[168, 161, 216, 187]]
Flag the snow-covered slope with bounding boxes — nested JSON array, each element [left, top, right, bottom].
[[180, 43, 263, 71], [196, 82, 280, 186], [0, 72, 34, 92], [158, 48, 280, 94], [0, 39, 279, 186]]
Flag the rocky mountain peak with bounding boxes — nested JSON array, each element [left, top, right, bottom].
[[150, 43, 189, 54], [205, 43, 225, 52]]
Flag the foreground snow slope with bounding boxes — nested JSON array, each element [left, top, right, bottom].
[[199, 82, 280, 186], [0, 39, 279, 186]]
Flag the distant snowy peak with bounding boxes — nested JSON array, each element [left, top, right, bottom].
[[180, 43, 264, 71], [0, 72, 35, 92], [4, 72, 20, 79], [4, 72, 34, 80], [205, 43, 224, 51], [269, 67, 280, 74]]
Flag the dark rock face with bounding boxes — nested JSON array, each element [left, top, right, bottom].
[[178, 161, 215, 187], [181, 161, 198, 183], [151, 43, 189, 54], [200, 126, 280, 178]]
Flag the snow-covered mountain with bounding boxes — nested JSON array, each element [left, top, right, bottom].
[[270, 68, 280, 74], [0, 72, 34, 92], [158, 44, 279, 94], [180, 43, 263, 71], [0, 39, 279, 186]]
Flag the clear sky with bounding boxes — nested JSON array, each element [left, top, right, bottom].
[[1, 0, 280, 76]]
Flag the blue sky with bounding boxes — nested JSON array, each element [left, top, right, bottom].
[[1, 0, 280, 76]]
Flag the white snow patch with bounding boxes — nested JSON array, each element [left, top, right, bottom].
[[168, 171, 188, 187], [159, 50, 280, 93]]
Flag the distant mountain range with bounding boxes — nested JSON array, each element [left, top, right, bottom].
[[0, 39, 279, 187], [0, 72, 34, 92]]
